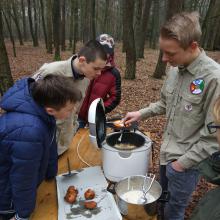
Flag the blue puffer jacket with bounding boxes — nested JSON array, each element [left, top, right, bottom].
[[0, 78, 58, 219]]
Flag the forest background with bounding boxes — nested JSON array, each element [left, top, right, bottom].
[[1, 0, 220, 219]]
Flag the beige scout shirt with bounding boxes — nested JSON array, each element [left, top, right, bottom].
[[32, 55, 89, 103], [140, 50, 220, 169], [32, 56, 89, 155]]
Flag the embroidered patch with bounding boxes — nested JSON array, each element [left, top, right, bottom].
[[185, 104, 192, 111], [190, 79, 204, 94]]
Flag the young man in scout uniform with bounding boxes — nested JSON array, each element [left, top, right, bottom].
[[124, 12, 220, 220], [32, 40, 107, 155]]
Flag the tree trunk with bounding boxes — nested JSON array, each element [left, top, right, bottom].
[[73, 0, 78, 54], [136, 0, 152, 59], [121, 0, 126, 52], [0, 2, 13, 96], [103, 0, 110, 32], [69, 0, 74, 49], [149, 0, 159, 49], [40, 0, 48, 49], [27, 0, 38, 46], [46, 0, 53, 53], [153, 50, 167, 79], [11, 0, 23, 45], [61, 0, 66, 51], [82, 0, 95, 43], [201, 0, 220, 50], [134, 0, 142, 60], [2, 11, 16, 57], [21, 0, 27, 41], [33, 0, 39, 46], [123, 0, 136, 79], [214, 18, 220, 49], [53, 0, 61, 60], [153, 0, 184, 79], [91, 0, 96, 40]]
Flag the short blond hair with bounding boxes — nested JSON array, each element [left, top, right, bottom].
[[214, 97, 220, 123], [160, 11, 202, 49]]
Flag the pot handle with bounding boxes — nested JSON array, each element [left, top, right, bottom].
[[158, 190, 170, 203], [107, 182, 116, 194]]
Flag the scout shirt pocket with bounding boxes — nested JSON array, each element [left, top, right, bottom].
[[173, 93, 204, 140], [180, 93, 203, 119]]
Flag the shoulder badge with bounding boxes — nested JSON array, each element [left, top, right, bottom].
[[190, 79, 204, 95]]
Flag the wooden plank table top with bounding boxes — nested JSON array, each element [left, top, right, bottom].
[[31, 128, 156, 220]]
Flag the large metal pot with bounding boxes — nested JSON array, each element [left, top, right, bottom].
[[108, 175, 162, 218]]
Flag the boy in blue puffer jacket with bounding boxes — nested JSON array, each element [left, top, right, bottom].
[[0, 75, 82, 220]]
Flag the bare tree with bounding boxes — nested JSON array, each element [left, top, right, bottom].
[[53, 0, 61, 60], [2, 10, 16, 57], [27, 0, 38, 46], [69, 0, 74, 49], [11, 0, 23, 45], [46, 0, 53, 54], [136, 0, 153, 59], [73, 0, 78, 54], [0, 2, 13, 96], [134, 0, 142, 60], [153, 0, 184, 79], [40, 0, 48, 49], [82, 0, 95, 42], [61, 0, 66, 51], [149, 0, 159, 49], [123, 0, 136, 79], [201, 0, 220, 50], [103, 0, 110, 33], [21, 0, 27, 41]]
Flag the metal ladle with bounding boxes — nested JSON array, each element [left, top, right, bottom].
[[142, 173, 156, 201], [117, 129, 124, 143]]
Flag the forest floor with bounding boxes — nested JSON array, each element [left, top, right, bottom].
[[6, 40, 220, 219]]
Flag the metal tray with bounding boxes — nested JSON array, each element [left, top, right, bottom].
[[56, 166, 122, 220]]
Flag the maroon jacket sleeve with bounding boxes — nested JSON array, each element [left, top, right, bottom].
[[78, 67, 121, 122]]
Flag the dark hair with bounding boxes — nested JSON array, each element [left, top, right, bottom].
[[78, 40, 107, 63], [32, 75, 82, 110]]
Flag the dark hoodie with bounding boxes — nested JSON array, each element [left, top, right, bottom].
[[0, 78, 57, 219], [78, 55, 121, 123]]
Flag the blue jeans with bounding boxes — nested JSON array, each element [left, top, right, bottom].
[[77, 118, 86, 130], [160, 163, 199, 220]]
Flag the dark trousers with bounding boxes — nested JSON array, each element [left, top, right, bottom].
[[0, 213, 15, 220], [159, 164, 199, 220]]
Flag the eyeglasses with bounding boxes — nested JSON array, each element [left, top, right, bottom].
[[207, 122, 220, 134]]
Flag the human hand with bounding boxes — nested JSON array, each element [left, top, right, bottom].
[[9, 217, 16, 220], [171, 161, 185, 172], [123, 111, 141, 125]]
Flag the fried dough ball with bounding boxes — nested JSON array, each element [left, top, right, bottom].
[[84, 189, 95, 200], [64, 186, 78, 204], [113, 120, 130, 128], [113, 120, 124, 128], [67, 186, 78, 195], [64, 192, 77, 204], [84, 201, 97, 209]]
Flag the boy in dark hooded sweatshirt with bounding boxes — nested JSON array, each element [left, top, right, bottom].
[[0, 75, 81, 220]]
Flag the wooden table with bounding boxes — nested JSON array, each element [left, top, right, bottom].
[[31, 128, 157, 220]]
